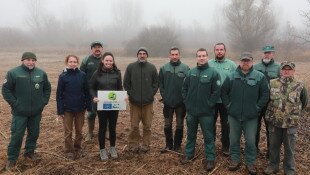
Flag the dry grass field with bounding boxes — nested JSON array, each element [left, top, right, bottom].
[[0, 50, 309, 175]]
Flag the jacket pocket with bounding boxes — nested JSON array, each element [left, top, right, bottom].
[[246, 79, 257, 86], [287, 127, 297, 135], [177, 72, 186, 78], [32, 77, 44, 90], [200, 76, 211, 83]]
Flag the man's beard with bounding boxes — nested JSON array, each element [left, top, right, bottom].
[[216, 55, 225, 60]]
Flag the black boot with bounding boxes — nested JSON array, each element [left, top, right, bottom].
[[174, 129, 183, 152], [161, 127, 173, 153]]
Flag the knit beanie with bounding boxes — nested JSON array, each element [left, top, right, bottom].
[[21, 52, 37, 61], [137, 47, 148, 57]]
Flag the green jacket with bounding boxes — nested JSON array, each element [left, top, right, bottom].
[[208, 58, 237, 103], [182, 64, 221, 117], [254, 59, 280, 83], [2, 64, 51, 117], [221, 66, 270, 121], [159, 60, 190, 107], [80, 55, 101, 83], [266, 77, 308, 128], [123, 60, 158, 106]]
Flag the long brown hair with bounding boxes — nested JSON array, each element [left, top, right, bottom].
[[96, 52, 119, 75]]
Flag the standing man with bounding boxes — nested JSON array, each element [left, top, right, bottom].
[[221, 52, 269, 175], [254, 45, 280, 158], [159, 47, 190, 153], [123, 47, 158, 153], [264, 61, 308, 175], [208, 43, 236, 156], [181, 48, 221, 172], [2, 52, 51, 171], [80, 41, 104, 141]]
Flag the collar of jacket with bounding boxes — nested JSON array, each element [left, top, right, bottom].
[[197, 63, 208, 70], [136, 60, 148, 65], [170, 60, 181, 66], [261, 58, 275, 66], [101, 66, 115, 73], [21, 64, 35, 72], [280, 76, 294, 84], [65, 68, 79, 73], [91, 54, 102, 59], [236, 66, 254, 76], [215, 57, 226, 62]]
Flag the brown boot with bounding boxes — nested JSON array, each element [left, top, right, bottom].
[[247, 164, 257, 175], [206, 160, 215, 171], [24, 152, 41, 161], [228, 161, 240, 171]]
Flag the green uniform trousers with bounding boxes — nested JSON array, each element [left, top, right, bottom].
[[8, 114, 41, 161], [185, 114, 215, 161]]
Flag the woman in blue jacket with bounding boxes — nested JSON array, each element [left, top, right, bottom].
[[56, 55, 91, 160], [90, 52, 123, 161]]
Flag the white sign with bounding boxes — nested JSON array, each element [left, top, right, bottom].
[[97, 91, 127, 110]]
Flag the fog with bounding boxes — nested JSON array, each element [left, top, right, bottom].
[[0, 0, 310, 57]]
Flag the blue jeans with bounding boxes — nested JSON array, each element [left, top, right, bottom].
[[185, 114, 215, 161], [268, 124, 296, 175], [228, 116, 258, 166]]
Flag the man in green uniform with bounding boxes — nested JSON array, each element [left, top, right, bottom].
[[2, 52, 51, 171], [80, 41, 104, 141], [159, 47, 190, 153], [264, 61, 308, 175], [254, 45, 280, 158], [181, 48, 221, 172], [208, 43, 236, 156], [221, 52, 269, 175]]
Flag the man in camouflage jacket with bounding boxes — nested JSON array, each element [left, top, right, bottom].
[[264, 61, 308, 175]]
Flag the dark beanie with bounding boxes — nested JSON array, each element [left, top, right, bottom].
[[137, 47, 148, 57], [21, 52, 37, 61]]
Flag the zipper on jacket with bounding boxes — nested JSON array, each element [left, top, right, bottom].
[[196, 69, 202, 115], [241, 77, 245, 121], [29, 71, 33, 116]]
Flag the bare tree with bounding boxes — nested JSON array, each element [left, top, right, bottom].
[[111, 0, 143, 43], [125, 26, 180, 57], [61, 1, 89, 47], [277, 22, 298, 59], [24, 0, 43, 31], [224, 0, 277, 52], [295, 0, 310, 44]]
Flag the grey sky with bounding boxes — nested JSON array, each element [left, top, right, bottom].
[[0, 0, 309, 30]]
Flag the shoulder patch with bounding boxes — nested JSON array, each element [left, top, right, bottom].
[[3, 78, 7, 84]]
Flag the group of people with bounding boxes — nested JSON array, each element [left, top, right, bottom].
[[1, 42, 308, 175]]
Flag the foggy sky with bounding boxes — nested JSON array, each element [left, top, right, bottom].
[[0, 0, 309, 30]]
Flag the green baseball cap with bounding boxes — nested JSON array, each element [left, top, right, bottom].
[[262, 45, 275, 52], [240, 52, 253, 60], [90, 41, 103, 48], [280, 61, 295, 70]]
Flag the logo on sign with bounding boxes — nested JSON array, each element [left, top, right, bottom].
[[103, 103, 112, 109], [108, 92, 117, 101]]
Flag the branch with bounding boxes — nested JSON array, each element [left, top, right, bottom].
[[130, 163, 146, 175], [0, 130, 7, 139]]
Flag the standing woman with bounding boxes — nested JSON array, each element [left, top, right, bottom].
[[90, 52, 123, 161], [56, 55, 92, 160]]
